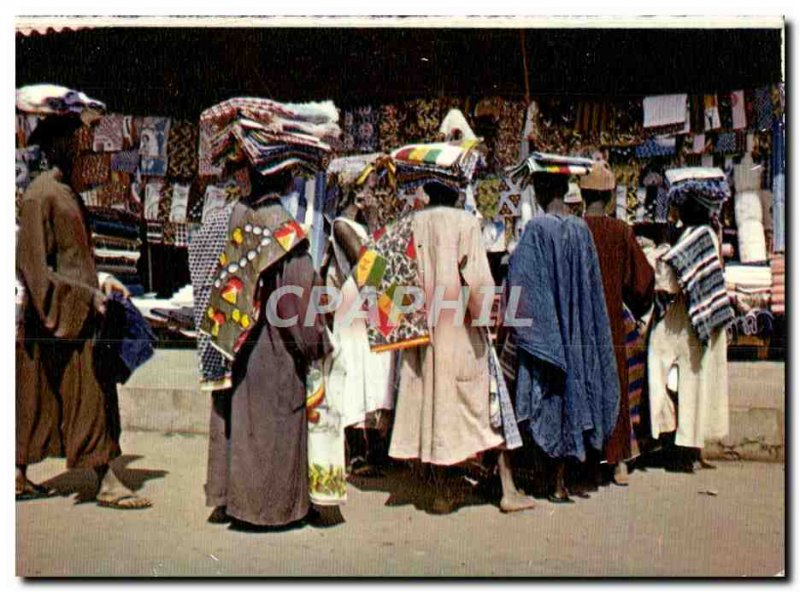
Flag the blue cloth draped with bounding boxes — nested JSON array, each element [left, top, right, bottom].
[[508, 214, 620, 461]]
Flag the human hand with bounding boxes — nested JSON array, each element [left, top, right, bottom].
[[93, 290, 107, 316], [101, 276, 131, 299]]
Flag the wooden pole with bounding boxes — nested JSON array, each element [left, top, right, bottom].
[[520, 30, 531, 104]]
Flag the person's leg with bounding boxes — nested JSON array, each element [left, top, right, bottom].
[[95, 463, 152, 509], [549, 460, 574, 503], [498, 450, 535, 513], [206, 390, 232, 523], [429, 465, 462, 515], [614, 461, 630, 485], [16, 464, 56, 499]]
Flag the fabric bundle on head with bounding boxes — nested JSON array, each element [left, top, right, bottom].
[[391, 139, 486, 189], [200, 97, 341, 177], [439, 109, 478, 142], [507, 152, 594, 188], [665, 167, 731, 215], [16, 84, 106, 116]]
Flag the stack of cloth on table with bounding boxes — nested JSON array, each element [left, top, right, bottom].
[[506, 152, 595, 187], [131, 284, 196, 338], [770, 254, 785, 316], [90, 207, 145, 295], [391, 139, 486, 191], [725, 263, 773, 314], [726, 308, 775, 341], [200, 97, 340, 176], [664, 167, 731, 215]]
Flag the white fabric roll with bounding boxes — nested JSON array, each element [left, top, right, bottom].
[[735, 191, 763, 225], [737, 219, 768, 263]]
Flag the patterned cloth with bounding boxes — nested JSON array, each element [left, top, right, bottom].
[[635, 137, 677, 158], [754, 86, 774, 131], [200, 201, 307, 359], [139, 116, 171, 176], [111, 149, 140, 174], [198, 121, 224, 177], [92, 115, 125, 152], [352, 215, 430, 353], [73, 153, 111, 191], [189, 203, 236, 389], [623, 307, 647, 459], [342, 106, 380, 153], [378, 104, 402, 152], [170, 183, 191, 223], [167, 121, 199, 179], [663, 225, 735, 344], [488, 344, 523, 450]]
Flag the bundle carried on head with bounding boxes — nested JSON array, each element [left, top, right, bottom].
[[508, 152, 595, 187], [391, 139, 486, 190], [16, 84, 106, 116], [665, 167, 731, 215], [200, 97, 341, 177]]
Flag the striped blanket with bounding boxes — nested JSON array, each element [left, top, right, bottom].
[[392, 139, 481, 170], [663, 226, 735, 344], [623, 307, 646, 459]]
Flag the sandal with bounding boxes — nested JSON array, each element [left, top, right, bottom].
[[547, 494, 575, 504], [97, 493, 152, 510], [16, 482, 57, 501]]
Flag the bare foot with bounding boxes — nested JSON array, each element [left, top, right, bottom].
[[500, 489, 536, 513], [613, 462, 630, 486]]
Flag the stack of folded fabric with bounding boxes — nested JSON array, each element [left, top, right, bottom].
[[726, 309, 775, 341], [770, 254, 785, 316], [89, 208, 145, 295], [507, 152, 595, 187], [16, 84, 105, 116], [725, 263, 773, 314], [735, 190, 768, 263], [665, 167, 731, 215], [391, 139, 486, 190], [199, 97, 340, 177]]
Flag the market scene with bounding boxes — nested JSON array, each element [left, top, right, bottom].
[[14, 18, 785, 577]]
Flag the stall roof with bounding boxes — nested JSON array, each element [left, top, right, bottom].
[[16, 19, 783, 118]]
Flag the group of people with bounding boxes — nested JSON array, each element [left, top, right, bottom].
[[15, 94, 732, 531]]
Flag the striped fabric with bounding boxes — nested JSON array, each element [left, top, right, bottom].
[[663, 226, 735, 344], [623, 307, 646, 459], [391, 139, 480, 170]]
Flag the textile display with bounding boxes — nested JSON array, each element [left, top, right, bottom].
[[110, 149, 140, 174], [662, 225, 735, 344], [200, 200, 308, 359], [642, 94, 688, 129], [144, 180, 165, 221], [703, 95, 721, 131], [139, 116, 171, 176], [770, 254, 785, 315], [623, 307, 647, 459], [342, 105, 380, 153], [92, 114, 124, 152], [73, 153, 112, 191], [635, 137, 677, 159], [771, 118, 785, 253], [392, 139, 484, 182], [170, 183, 191, 223], [352, 215, 430, 353], [731, 90, 747, 130], [167, 121, 199, 179]]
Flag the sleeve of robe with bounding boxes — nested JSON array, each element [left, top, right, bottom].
[[458, 215, 497, 321], [276, 250, 333, 363], [16, 191, 97, 339], [622, 225, 656, 319]]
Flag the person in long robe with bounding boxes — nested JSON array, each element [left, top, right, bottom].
[[580, 162, 655, 485], [16, 115, 151, 509], [202, 170, 333, 528], [390, 181, 535, 514], [323, 181, 394, 476], [647, 194, 730, 473], [508, 173, 620, 503]]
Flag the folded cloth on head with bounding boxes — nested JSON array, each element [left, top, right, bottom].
[[665, 167, 731, 213], [663, 225, 735, 344], [507, 152, 594, 188], [16, 84, 105, 115], [200, 98, 340, 175], [392, 139, 484, 179]]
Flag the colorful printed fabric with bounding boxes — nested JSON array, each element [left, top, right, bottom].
[[474, 176, 504, 219], [401, 98, 444, 145], [144, 180, 165, 221], [352, 215, 430, 353], [342, 105, 380, 154], [378, 104, 402, 152], [714, 132, 738, 154], [170, 183, 191, 223], [139, 116, 171, 176], [703, 95, 721, 131], [635, 137, 677, 158], [198, 121, 224, 177], [92, 115, 125, 152], [200, 201, 308, 360], [188, 203, 235, 389], [623, 307, 646, 459], [495, 99, 527, 170], [663, 225, 736, 344], [73, 153, 111, 191], [167, 121, 199, 179], [665, 168, 731, 214], [754, 86, 774, 131], [306, 362, 347, 506], [97, 171, 132, 209], [111, 149, 140, 173]]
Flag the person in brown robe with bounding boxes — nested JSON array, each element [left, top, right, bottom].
[[580, 161, 655, 485], [16, 115, 151, 509], [204, 171, 333, 528]]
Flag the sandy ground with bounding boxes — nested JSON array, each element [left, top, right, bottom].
[[17, 431, 784, 577]]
